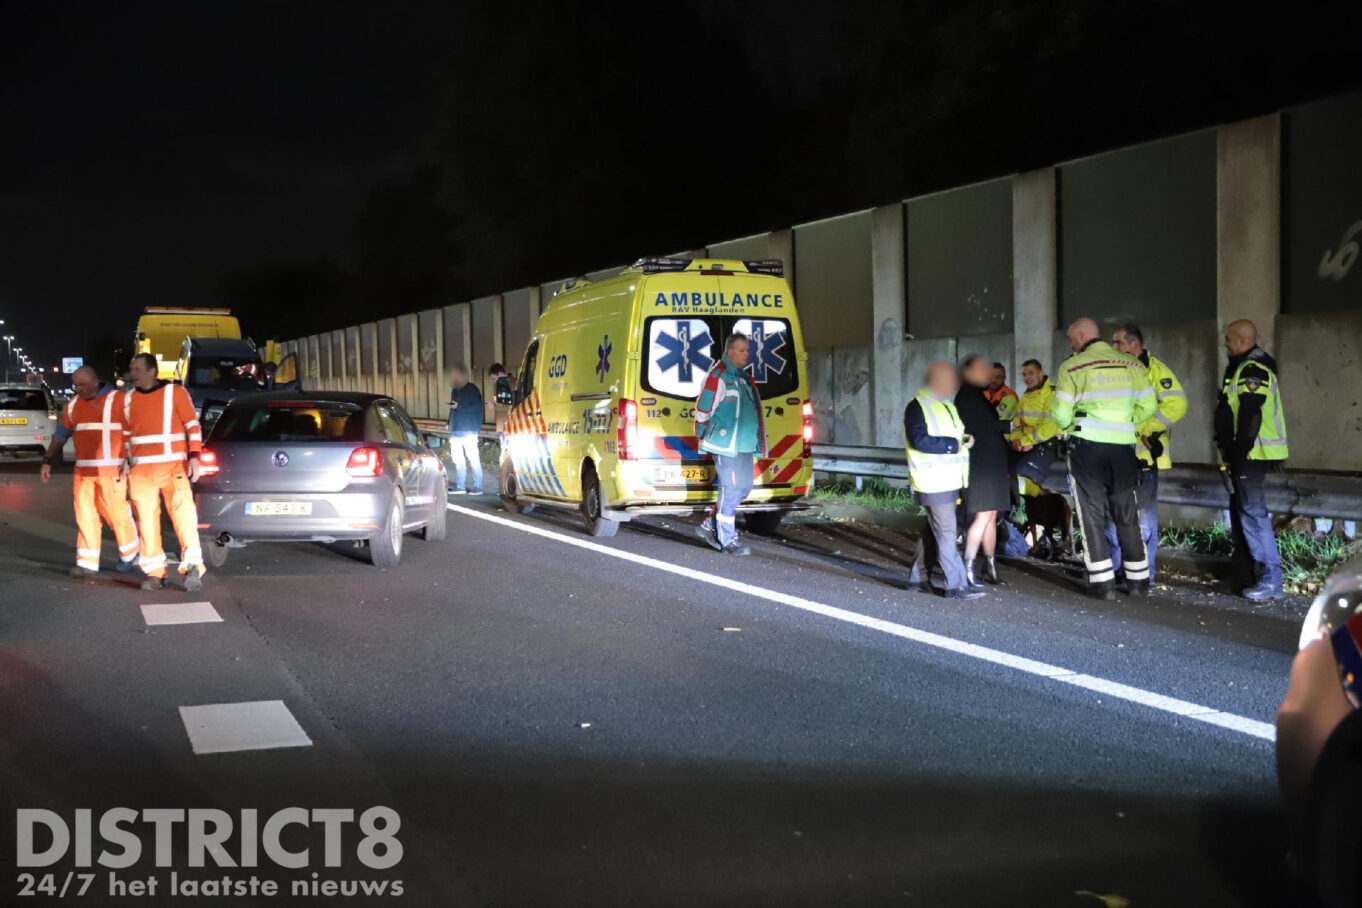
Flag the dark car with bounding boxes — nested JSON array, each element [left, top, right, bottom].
[[195, 391, 447, 568]]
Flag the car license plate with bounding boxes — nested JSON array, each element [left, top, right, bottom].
[[245, 501, 313, 516], [653, 466, 712, 484], [0, 417, 27, 425]]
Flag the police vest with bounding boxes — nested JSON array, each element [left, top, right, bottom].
[[1135, 353, 1188, 470], [1225, 358, 1289, 461], [905, 391, 969, 495]]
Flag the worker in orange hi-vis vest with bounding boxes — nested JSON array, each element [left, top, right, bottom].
[[39, 365, 140, 577], [121, 352, 206, 592]]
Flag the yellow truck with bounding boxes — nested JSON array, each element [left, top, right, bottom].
[[500, 258, 813, 537], [135, 307, 242, 381]]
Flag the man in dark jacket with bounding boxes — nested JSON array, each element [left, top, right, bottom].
[[1215, 319, 1289, 599], [904, 360, 983, 599], [447, 364, 483, 494]]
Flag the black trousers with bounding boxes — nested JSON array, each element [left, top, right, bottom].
[[1066, 439, 1148, 585]]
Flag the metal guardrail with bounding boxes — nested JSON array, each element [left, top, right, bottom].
[[812, 443, 1362, 521], [411, 425, 1362, 521]]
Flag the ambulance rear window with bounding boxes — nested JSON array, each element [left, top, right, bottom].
[[641, 316, 798, 400]]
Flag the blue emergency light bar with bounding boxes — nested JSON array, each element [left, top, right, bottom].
[[630, 257, 785, 277]]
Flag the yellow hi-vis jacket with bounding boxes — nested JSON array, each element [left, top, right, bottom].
[[1052, 340, 1156, 445], [1135, 351, 1187, 469], [1009, 378, 1060, 448]]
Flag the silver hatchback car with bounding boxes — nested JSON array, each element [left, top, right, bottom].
[[195, 392, 447, 568]]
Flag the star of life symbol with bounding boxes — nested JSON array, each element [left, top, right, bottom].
[[655, 322, 713, 383], [746, 322, 788, 383], [596, 334, 612, 382]]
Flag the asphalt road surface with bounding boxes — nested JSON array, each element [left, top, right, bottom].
[[0, 459, 1320, 906]]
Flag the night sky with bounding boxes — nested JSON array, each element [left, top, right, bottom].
[[4, 1, 1359, 375]]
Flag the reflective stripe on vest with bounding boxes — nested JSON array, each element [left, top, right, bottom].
[[905, 392, 969, 495], [1225, 359, 1289, 461], [71, 392, 123, 471]]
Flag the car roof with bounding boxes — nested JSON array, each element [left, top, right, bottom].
[[0, 383, 50, 391], [188, 337, 259, 355], [227, 390, 390, 407]]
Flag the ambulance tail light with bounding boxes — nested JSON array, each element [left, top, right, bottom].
[[199, 449, 220, 477], [801, 400, 814, 457], [617, 399, 639, 460], [345, 446, 383, 478]]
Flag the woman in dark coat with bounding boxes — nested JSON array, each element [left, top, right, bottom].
[[955, 353, 1012, 587]]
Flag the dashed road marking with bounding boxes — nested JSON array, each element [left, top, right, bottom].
[[178, 700, 313, 755], [449, 504, 1276, 742], [140, 601, 223, 626]]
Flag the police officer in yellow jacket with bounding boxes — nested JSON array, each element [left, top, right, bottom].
[[1215, 319, 1289, 600], [1009, 358, 1061, 495], [1101, 323, 1187, 582], [1052, 318, 1157, 599], [904, 361, 983, 600]]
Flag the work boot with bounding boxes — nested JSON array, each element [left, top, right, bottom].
[[695, 520, 722, 551], [141, 576, 166, 591], [944, 586, 986, 600], [721, 540, 751, 557], [1126, 579, 1150, 597], [68, 566, 96, 579], [183, 570, 203, 593], [964, 561, 986, 593], [1087, 580, 1117, 601], [982, 555, 1004, 585], [113, 559, 139, 574], [1242, 581, 1284, 601]]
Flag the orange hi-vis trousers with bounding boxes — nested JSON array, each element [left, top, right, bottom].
[[128, 463, 203, 579], [73, 474, 139, 572]]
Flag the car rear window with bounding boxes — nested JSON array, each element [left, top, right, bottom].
[[642, 315, 799, 400], [0, 389, 49, 410], [211, 402, 365, 442]]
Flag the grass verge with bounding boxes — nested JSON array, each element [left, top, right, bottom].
[[1161, 523, 1361, 595], [811, 477, 923, 514]]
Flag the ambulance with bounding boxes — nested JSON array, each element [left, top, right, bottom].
[[500, 258, 813, 537]]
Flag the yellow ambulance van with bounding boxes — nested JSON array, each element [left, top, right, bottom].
[[500, 258, 813, 537]]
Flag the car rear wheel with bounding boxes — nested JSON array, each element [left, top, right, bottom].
[[581, 464, 619, 538], [744, 511, 785, 536], [369, 491, 405, 568], [500, 459, 535, 515], [422, 483, 448, 541], [205, 539, 230, 568]]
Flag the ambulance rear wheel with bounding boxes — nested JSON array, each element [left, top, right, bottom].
[[500, 460, 535, 515], [581, 465, 619, 538], [744, 511, 785, 536], [205, 539, 230, 568]]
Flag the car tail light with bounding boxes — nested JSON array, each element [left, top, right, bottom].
[[801, 399, 814, 457], [199, 449, 220, 477], [617, 398, 639, 460], [346, 446, 382, 478]]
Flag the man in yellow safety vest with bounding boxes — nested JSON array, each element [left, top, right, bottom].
[[904, 360, 983, 600], [1215, 318, 1289, 600]]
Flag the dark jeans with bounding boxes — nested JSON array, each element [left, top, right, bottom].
[[1067, 439, 1147, 585], [909, 498, 968, 592], [1105, 467, 1159, 578], [1230, 461, 1282, 589]]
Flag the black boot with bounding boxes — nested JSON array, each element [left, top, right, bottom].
[[964, 560, 986, 593], [983, 555, 1004, 585]]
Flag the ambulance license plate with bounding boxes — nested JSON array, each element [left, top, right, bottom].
[[0, 417, 27, 425], [246, 501, 312, 516], [654, 466, 712, 484]]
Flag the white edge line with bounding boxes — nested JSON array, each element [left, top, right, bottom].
[[449, 504, 1277, 743]]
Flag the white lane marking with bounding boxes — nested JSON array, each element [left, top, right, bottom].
[[140, 601, 223, 626], [178, 700, 313, 755], [449, 504, 1276, 742]]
